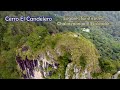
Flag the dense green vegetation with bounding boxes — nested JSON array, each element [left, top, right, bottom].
[[0, 19, 49, 78], [0, 11, 120, 79]]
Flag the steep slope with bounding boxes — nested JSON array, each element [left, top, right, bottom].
[[16, 32, 100, 79], [1, 11, 120, 79]]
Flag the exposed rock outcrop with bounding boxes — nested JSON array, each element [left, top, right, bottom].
[[16, 32, 100, 79]]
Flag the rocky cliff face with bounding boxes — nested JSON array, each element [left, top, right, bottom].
[[16, 32, 100, 79]]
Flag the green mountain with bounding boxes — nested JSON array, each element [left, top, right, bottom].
[[0, 11, 120, 79]]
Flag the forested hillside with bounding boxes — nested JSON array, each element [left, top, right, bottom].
[[0, 11, 120, 79]]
